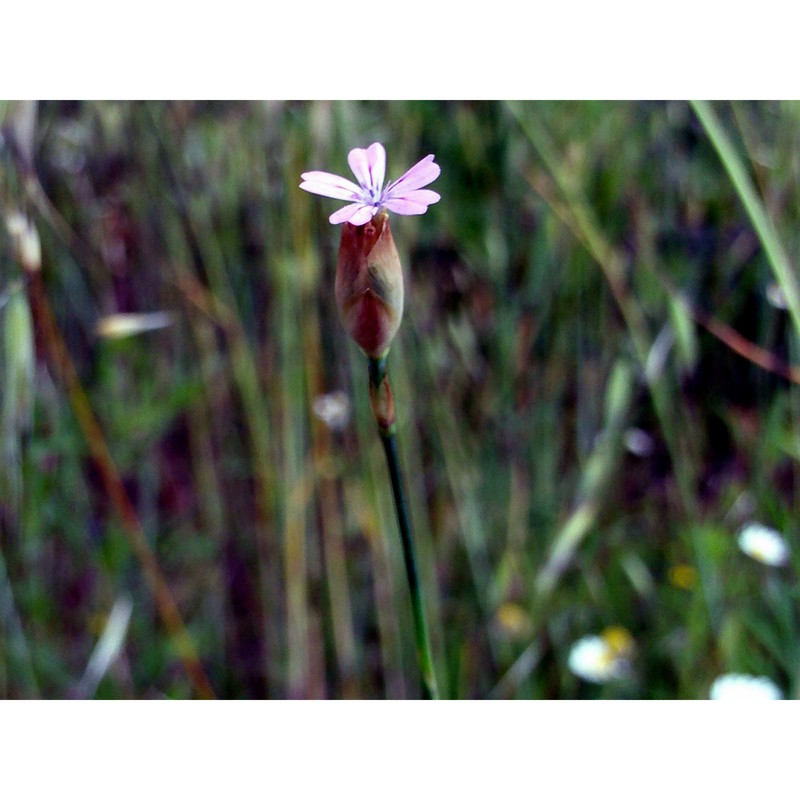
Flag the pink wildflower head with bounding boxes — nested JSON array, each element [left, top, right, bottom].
[[300, 142, 441, 226]]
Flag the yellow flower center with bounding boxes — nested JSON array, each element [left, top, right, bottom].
[[601, 626, 635, 658], [668, 564, 698, 590]]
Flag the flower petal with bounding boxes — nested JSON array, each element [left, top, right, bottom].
[[329, 203, 366, 224], [366, 142, 386, 193], [384, 154, 440, 196], [329, 203, 376, 226], [382, 197, 430, 216], [346, 205, 378, 226], [348, 143, 386, 194], [710, 674, 783, 700], [381, 189, 440, 216], [394, 189, 440, 207], [738, 522, 790, 566], [300, 171, 364, 201]]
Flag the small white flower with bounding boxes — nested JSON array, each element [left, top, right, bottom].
[[312, 391, 351, 431], [737, 522, 790, 567], [567, 628, 634, 684], [709, 674, 783, 701]]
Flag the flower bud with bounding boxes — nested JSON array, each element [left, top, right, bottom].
[[334, 211, 404, 359]]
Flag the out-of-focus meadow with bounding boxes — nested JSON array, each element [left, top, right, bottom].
[[1, 100, 799, 699]]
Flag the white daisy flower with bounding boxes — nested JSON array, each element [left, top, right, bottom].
[[737, 522, 790, 567], [567, 627, 634, 684], [709, 673, 783, 701]]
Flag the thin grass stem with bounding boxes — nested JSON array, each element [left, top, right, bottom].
[[506, 100, 699, 518], [368, 357, 438, 699], [26, 272, 215, 700], [690, 100, 800, 343]]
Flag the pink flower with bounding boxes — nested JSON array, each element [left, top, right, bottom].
[[300, 142, 441, 226]]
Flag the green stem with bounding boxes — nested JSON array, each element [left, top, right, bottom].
[[690, 100, 800, 344], [369, 357, 439, 699]]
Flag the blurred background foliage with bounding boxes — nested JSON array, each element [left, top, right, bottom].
[[1, 100, 799, 699]]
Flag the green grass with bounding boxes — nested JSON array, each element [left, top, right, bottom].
[[1, 100, 799, 699]]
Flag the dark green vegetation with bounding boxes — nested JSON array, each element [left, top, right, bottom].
[[1, 101, 799, 699]]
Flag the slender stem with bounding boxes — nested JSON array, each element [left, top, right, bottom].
[[690, 100, 800, 344], [368, 357, 438, 699], [26, 271, 216, 700], [380, 432, 438, 699]]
